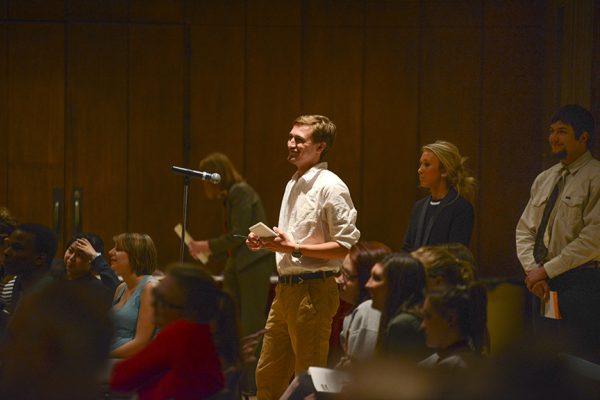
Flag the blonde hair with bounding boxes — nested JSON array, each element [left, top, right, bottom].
[[411, 245, 475, 286], [294, 115, 336, 160], [422, 140, 477, 204], [113, 233, 157, 276], [199, 152, 243, 193], [0, 207, 18, 236]]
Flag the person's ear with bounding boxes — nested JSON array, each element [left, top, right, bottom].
[[316, 142, 326, 154], [446, 310, 458, 327], [579, 131, 589, 146]]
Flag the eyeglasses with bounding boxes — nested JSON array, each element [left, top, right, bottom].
[[152, 289, 186, 311], [340, 268, 359, 281]]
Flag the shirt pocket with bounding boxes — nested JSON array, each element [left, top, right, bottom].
[[531, 194, 548, 210], [560, 194, 585, 226]]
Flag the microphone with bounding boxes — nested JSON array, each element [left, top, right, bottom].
[[171, 166, 221, 184]]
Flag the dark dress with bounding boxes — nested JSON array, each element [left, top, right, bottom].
[[402, 187, 474, 252]]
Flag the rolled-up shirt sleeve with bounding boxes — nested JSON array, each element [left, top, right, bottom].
[[323, 183, 360, 249]]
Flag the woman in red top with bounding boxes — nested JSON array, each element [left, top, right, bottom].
[[110, 263, 237, 400]]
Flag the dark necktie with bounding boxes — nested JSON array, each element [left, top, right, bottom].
[[533, 170, 566, 264]]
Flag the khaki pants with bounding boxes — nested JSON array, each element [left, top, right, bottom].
[[256, 277, 339, 400]]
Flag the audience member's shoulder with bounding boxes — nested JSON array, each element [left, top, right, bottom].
[[355, 299, 374, 312], [389, 312, 421, 329], [352, 299, 380, 322]]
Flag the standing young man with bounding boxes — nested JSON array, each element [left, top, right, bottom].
[[516, 104, 600, 361], [247, 115, 360, 399]]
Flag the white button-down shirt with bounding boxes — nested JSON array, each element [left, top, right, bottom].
[[276, 162, 360, 275], [516, 151, 600, 278]]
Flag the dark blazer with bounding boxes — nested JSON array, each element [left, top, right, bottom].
[[402, 187, 474, 252]]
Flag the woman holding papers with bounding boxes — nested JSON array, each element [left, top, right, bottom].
[[188, 152, 274, 338]]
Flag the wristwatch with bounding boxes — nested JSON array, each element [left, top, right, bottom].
[[292, 243, 302, 259]]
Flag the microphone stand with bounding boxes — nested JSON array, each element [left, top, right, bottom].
[[179, 175, 191, 263]]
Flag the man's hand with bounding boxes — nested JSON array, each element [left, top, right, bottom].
[[245, 228, 294, 254], [525, 265, 548, 290], [530, 280, 550, 301], [261, 227, 294, 253]]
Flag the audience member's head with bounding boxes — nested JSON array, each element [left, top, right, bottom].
[[412, 245, 475, 289], [110, 233, 157, 277], [367, 253, 426, 338], [0, 207, 18, 239], [3, 223, 57, 277], [0, 208, 18, 270], [156, 263, 220, 327], [422, 283, 487, 355], [199, 152, 243, 199], [341, 359, 442, 400], [0, 281, 113, 400], [63, 232, 104, 280], [455, 336, 600, 400], [336, 241, 392, 306], [163, 263, 240, 368]]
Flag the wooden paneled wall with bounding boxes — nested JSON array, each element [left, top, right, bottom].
[[0, 0, 582, 278]]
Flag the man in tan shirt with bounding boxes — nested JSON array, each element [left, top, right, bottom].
[[516, 104, 600, 361]]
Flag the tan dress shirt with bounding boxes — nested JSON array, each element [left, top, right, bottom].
[[516, 151, 600, 278]]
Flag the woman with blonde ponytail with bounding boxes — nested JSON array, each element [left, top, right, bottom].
[[402, 141, 476, 252]]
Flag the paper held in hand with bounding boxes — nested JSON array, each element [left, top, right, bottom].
[[174, 223, 208, 264], [542, 290, 561, 319], [249, 222, 278, 238], [307, 366, 350, 394]]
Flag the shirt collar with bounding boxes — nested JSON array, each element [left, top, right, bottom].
[[294, 162, 328, 182], [561, 150, 592, 176]]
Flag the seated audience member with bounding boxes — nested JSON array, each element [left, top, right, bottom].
[[109, 232, 158, 358], [110, 263, 231, 400], [0, 223, 57, 336], [441, 242, 477, 270], [411, 245, 476, 289], [0, 281, 113, 400], [419, 283, 487, 370], [366, 253, 429, 361], [336, 241, 391, 365], [63, 232, 120, 300], [0, 208, 18, 313]]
